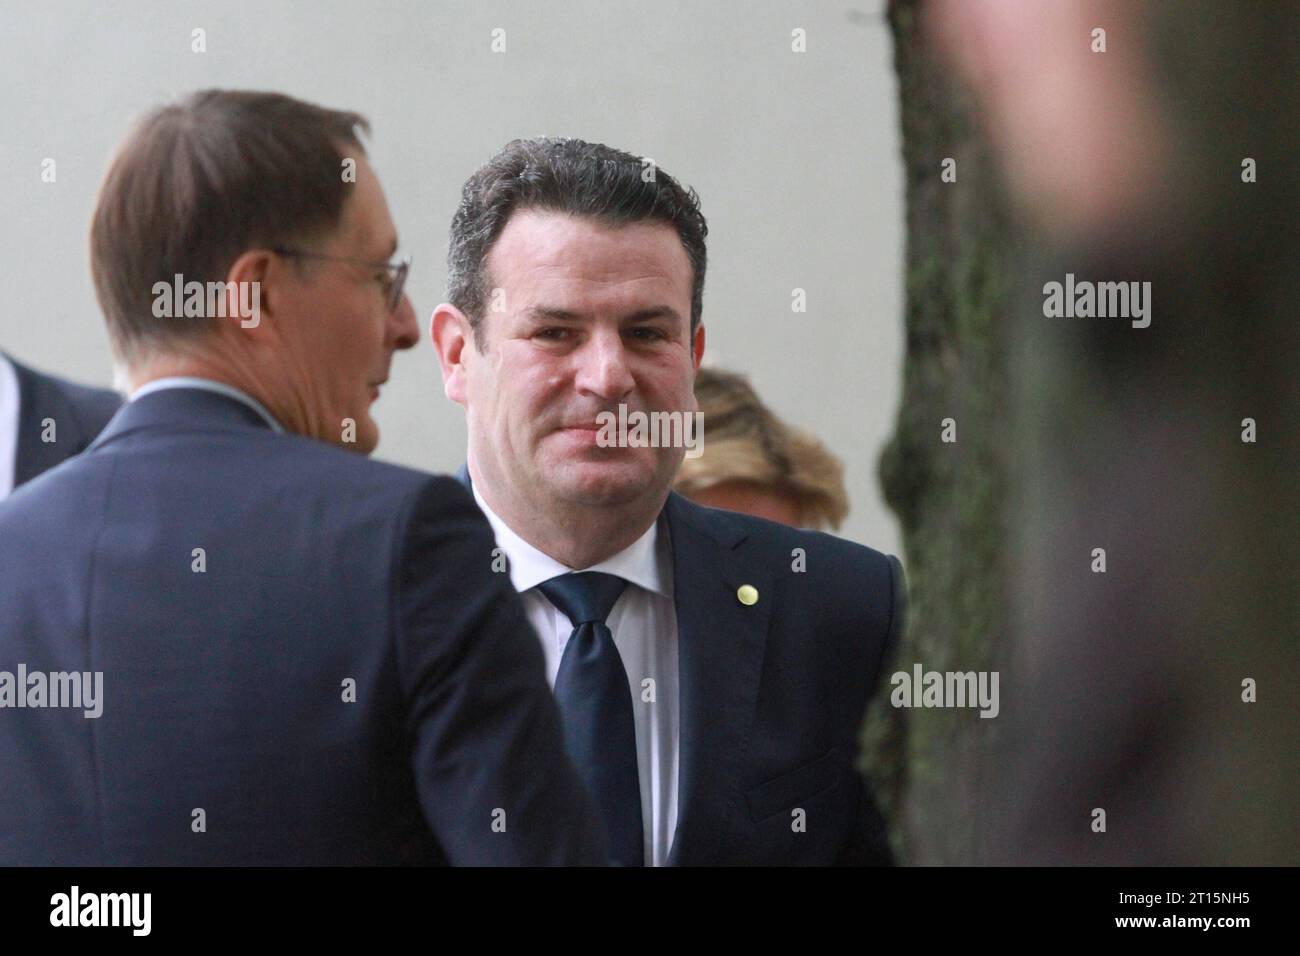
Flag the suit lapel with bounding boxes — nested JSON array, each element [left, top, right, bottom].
[[665, 493, 773, 865]]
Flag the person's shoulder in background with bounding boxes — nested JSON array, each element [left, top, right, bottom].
[[9, 354, 123, 445]]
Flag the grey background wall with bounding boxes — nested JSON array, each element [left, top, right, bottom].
[[0, 0, 904, 556]]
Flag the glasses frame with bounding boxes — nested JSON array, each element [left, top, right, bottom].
[[271, 246, 411, 313]]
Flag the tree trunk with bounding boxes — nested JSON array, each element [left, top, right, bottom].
[[864, 0, 1018, 865]]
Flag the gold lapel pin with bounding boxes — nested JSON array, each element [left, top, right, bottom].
[[737, 584, 759, 606]]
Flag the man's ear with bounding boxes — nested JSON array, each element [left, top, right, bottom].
[[692, 322, 706, 370], [431, 303, 473, 406], [225, 249, 277, 336]]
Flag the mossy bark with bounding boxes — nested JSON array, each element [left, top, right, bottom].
[[861, 0, 1018, 865]]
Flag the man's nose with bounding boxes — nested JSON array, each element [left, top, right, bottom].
[[574, 328, 635, 400], [388, 293, 419, 351]]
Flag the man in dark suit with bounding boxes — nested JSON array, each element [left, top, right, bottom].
[[0, 352, 121, 499], [431, 138, 904, 865], [0, 91, 604, 866]]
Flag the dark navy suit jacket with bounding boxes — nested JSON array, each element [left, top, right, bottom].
[[5, 354, 122, 489], [457, 466, 905, 865], [0, 387, 606, 865]]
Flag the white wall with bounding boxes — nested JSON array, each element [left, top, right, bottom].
[[0, 0, 903, 555]]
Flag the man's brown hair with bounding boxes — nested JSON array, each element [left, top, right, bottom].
[[89, 89, 369, 364]]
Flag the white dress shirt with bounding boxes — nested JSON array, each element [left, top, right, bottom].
[[130, 376, 284, 433], [0, 354, 19, 500], [472, 484, 680, 866]]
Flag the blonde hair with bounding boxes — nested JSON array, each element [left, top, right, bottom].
[[675, 368, 849, 530]]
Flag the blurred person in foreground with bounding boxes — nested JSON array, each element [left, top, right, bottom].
[[0, 90, 604, 866], [927, 0, 1298, 863], [674, 366, 849, 531]]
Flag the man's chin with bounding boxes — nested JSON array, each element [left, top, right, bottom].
[[331, 411, 378, 456], [546, 458, 663, 507]]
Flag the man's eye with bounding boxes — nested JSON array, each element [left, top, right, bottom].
[[630, 327, 667, 341], [536, 328, 570, 340]]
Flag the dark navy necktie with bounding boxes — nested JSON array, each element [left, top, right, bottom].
[[538, 571, 644, 867]]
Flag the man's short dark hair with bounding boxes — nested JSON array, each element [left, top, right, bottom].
[[90, 89, 370, 364], [446, 138, 708, 349]]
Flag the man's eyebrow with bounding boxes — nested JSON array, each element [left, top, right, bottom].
[[524, 306, 583, 321], [523, 305, 682, 323], [622, 306, 681, 323]]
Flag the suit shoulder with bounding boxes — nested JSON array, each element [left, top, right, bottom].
[[755, 517, 899, 602], [675, 493, 895, 573], [263, 437, 452, 489], [263, 435, 467, 504], [669, 494, 903, 634], [57, 378, 123, 432]]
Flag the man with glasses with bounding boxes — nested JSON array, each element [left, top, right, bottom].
[[0, 90, 605, 866], [270, 247, 411, 320]]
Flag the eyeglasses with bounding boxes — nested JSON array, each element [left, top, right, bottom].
[[271, 246, 411, 313]]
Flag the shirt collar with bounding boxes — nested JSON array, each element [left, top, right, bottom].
[[471, 483, 669, 599], [130, 377, 284, 433]]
